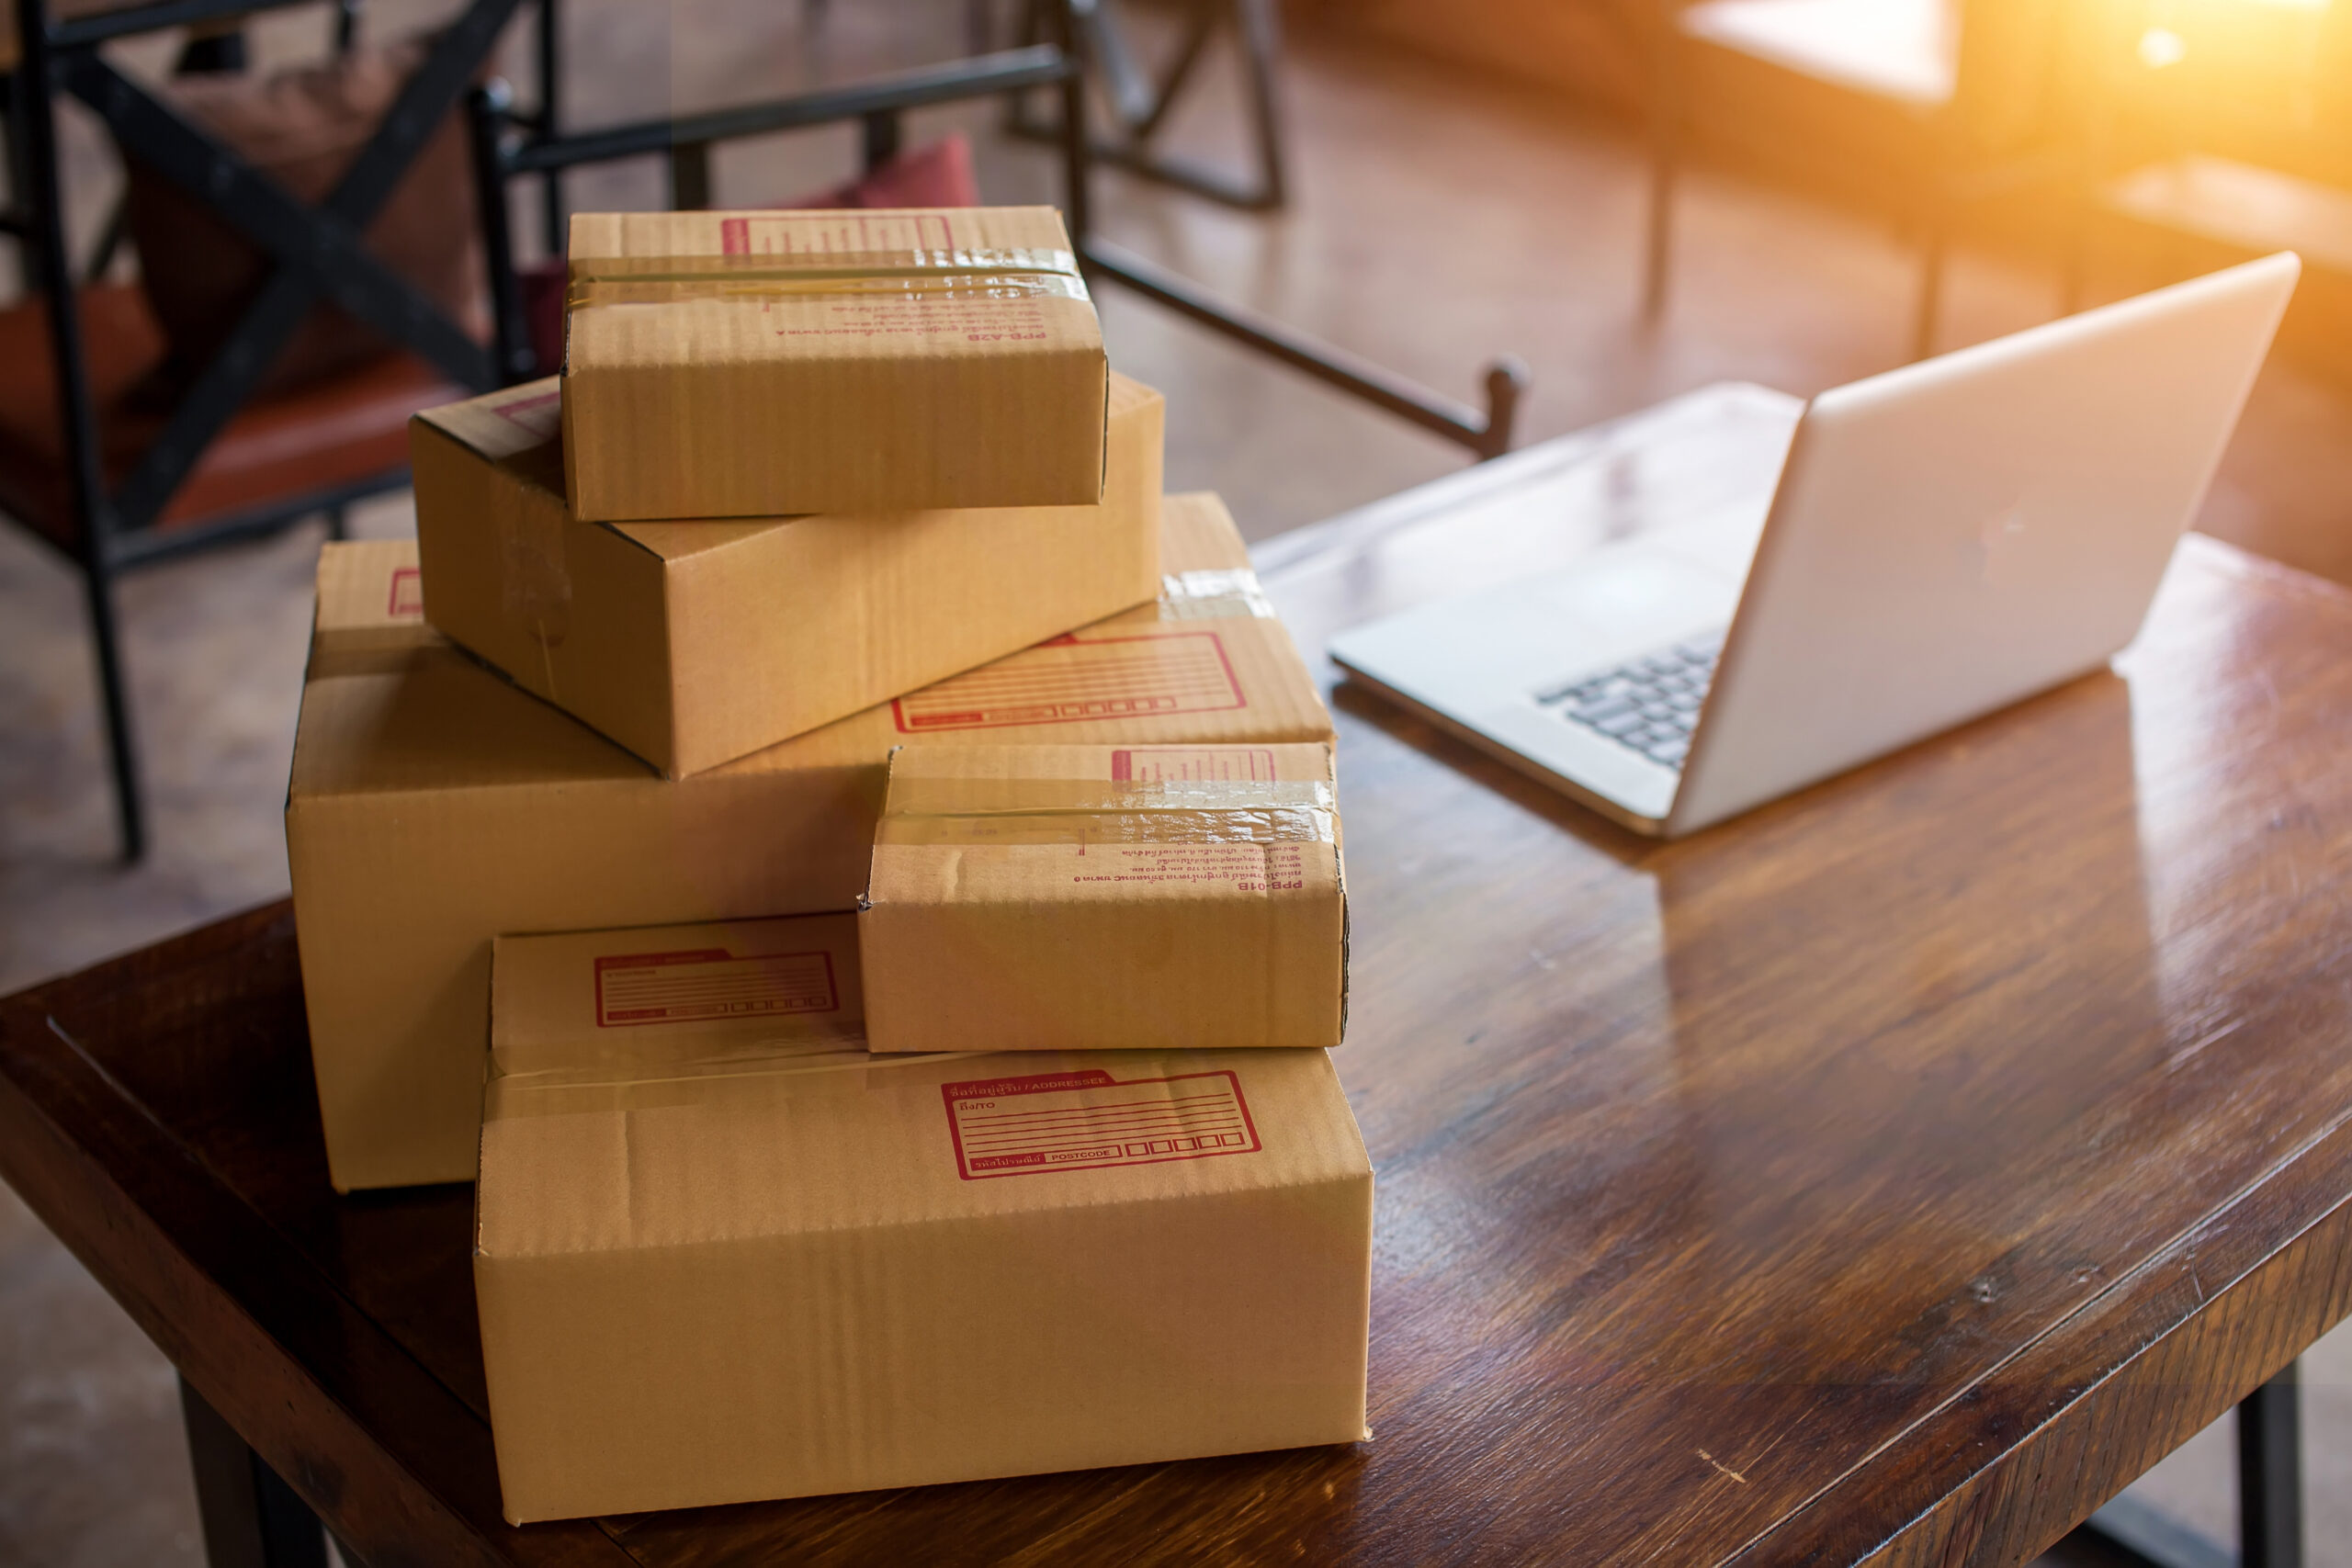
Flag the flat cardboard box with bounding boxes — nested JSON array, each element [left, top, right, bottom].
[[862, 743, 1347, 1054], [562, 207, 1106, 521], [477, 914, 1372, 1522], [411, 372, 1164, 776], [288, 493, 1332, 1191]]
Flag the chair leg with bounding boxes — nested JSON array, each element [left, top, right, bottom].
[[1912, 225, 1946, 363], [323, 506, 350, 543], [861, 109, 902, 174], [1053, 0, 1093, 245], [537, 0, 563, 255], [1232, 0, 1289, 209], [2239, 1361, 2302, 1568], [1642, 6, 1679, 321], [1644, 152, 1677, 321], [84, 553, 146, 864]]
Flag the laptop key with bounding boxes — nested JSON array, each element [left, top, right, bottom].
[[1544, 629, 1724, 768]]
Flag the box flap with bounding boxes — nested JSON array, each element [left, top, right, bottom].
[[479, 1040, 1366, 1259], [311, 538, 436, 671], [492, 914, 865, 1077]]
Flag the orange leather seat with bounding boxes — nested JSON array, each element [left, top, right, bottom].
[[0, 283, 465, 553]]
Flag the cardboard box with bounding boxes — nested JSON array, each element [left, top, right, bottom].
[[288, 493, 1332, 1191], [476, 913, 1373, 1522], [410, 373, 1165, 776], [562, 207, 1106, 521], [862, 743, 1347, 1055]]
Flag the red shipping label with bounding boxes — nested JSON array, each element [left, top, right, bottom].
[[893, 630, 1245, 734], [594, 947, 840, 1028], [942, 1069, 1261, 1179]]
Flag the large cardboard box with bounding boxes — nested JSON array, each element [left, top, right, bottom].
[[477, 913, 1373, 1523], [411, 373, 1165, 775], [288, 494, 1332, 1191], [862, 743, 1347, 1054], [562, 207, 1106, 521]]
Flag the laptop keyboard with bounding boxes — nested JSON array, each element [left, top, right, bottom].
[[1534, 635, 1724, 771]]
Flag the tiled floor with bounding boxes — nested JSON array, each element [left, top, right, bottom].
[[2, 3, 2348, 1563]]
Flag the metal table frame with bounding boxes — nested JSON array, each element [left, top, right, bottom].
[[2075, 1362, 2303, 1568]]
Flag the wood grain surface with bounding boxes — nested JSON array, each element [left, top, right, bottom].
[[4, 385, 2349, 1565]]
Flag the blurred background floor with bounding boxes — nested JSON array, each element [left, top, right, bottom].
[[2, 2, 2348, 1563]]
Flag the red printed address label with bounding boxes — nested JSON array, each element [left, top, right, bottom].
[[893, 629, 1244, 733], [943, 1069, 1261, 1179], [1111, 747, 1276, 782], [594, 947, 840, 1028]]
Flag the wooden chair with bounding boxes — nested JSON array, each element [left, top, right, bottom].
[[2082, 0, 2352, 316], [1645, 0, 2079, 360]]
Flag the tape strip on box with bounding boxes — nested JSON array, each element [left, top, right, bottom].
[[567, 248, 1090, 310], [875, 777, 1338, 848]]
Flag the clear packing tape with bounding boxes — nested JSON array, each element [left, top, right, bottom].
[[1159, 568, 1274, 621], [565, 247, 1092, 309], [487, 1037, 974, 1119], [875, 777, 1339, 848]]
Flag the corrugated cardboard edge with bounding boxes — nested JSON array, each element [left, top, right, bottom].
[[854, 745, 908, 915], [414, 410, 687, 775]]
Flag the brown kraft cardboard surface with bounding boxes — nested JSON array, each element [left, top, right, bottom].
[[561, 207, 1105, 521], [862, 743, 1347, 1054], [411, 372, 1163, 776], [476, 913, 1372, 1522], [288, 493, 1332, 1190]]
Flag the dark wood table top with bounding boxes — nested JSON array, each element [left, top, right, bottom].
[[7, 382, 2352, 1566]]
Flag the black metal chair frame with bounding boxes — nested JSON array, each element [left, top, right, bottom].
[[1003, 0, 1289, 211], [8, 0, 519, 862], [470, 0, 1522, 492]]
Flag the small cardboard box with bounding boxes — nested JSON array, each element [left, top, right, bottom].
[[288, 493, 1331, 1191], [562, 207, 1106, 522], [476, 913, 1373, 1523], [410, 372, 1165, 775], [862, 743, 1347, 1055]]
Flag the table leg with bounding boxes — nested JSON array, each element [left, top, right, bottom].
[[2239, 1363, 2301, 1568], [2064, 1359, 2303, 1568], [178, 1376, 328, 1568]]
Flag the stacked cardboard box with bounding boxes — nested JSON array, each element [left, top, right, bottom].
[[286, 207, 1371, 1523]]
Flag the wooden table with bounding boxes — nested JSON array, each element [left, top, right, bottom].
[[6, 383, 2349, 1566]]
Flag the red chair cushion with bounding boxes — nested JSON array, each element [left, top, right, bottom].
[[0, 284, 466, 553]]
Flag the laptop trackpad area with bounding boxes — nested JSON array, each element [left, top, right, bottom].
[[1330, 547, 1744, 823], [1333, 549, 1740, 697]]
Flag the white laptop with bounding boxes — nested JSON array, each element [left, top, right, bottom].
[[1329, 253, 2301, 839]]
